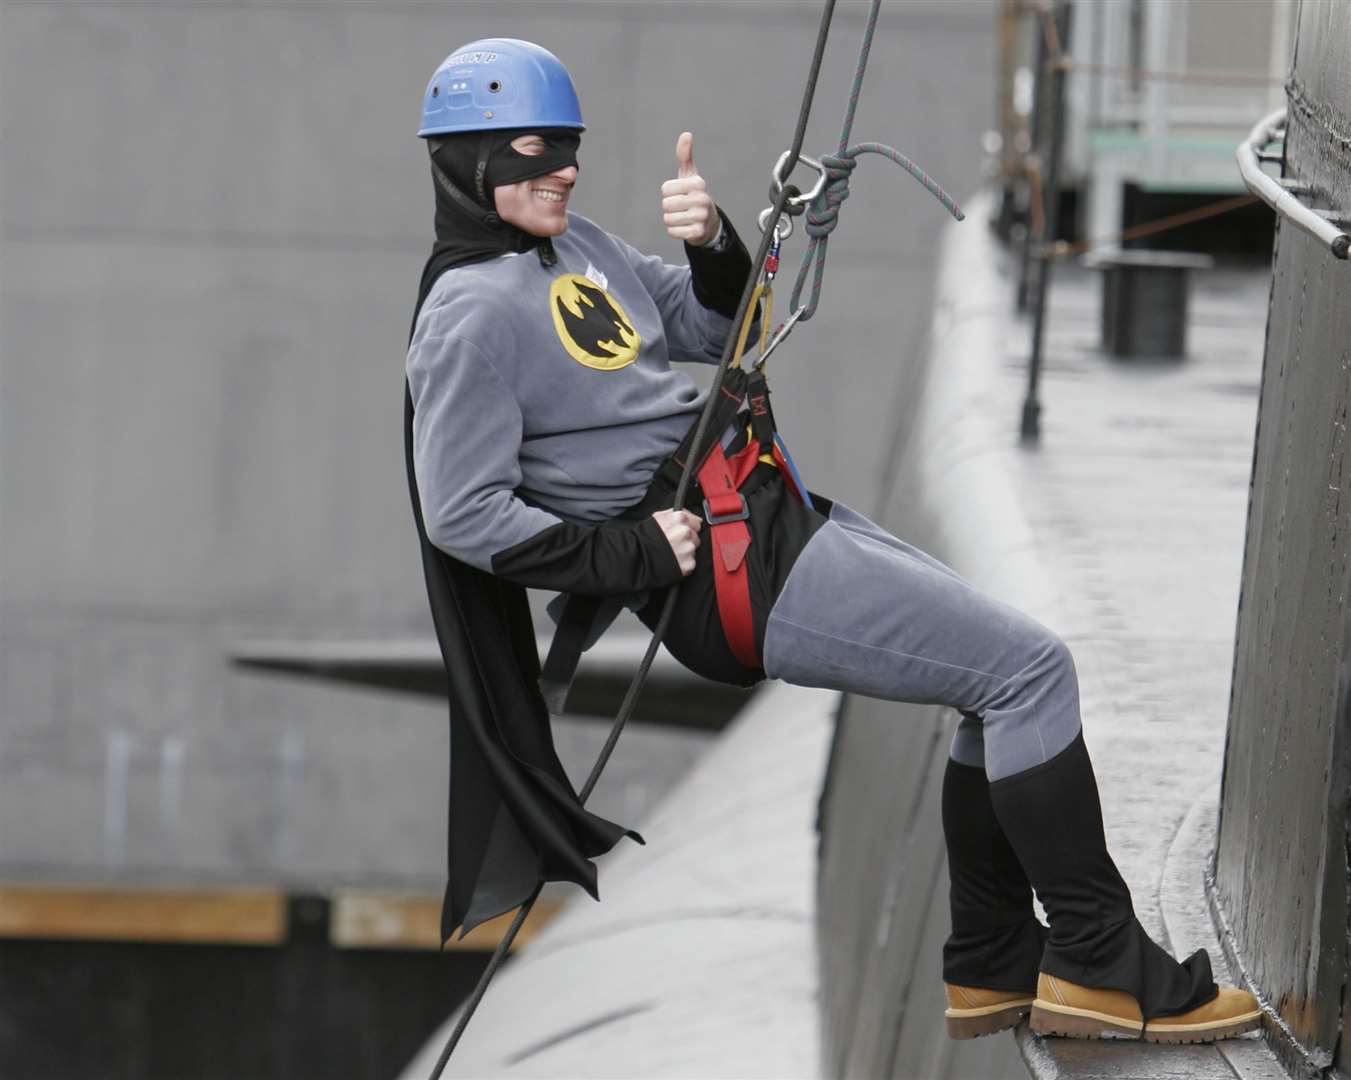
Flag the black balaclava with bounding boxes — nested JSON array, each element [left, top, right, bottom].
[[414, 128, 581, 320]]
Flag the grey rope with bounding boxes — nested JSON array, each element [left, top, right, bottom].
[[787, 0, 967, 320]]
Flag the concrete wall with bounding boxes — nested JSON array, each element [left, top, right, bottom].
[[0, 0, 992, 888], [1212, 1, 1351, 1073]]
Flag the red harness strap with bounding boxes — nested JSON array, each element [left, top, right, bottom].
[[696, 438, 763, 669]]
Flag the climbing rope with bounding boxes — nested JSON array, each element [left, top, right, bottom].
[[790, 143, 966, 319], [426, 0, 967, 1071], [780, 0, 966, 321]]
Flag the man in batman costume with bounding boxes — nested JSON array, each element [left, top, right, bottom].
[[405, 38, 1260, 1043]]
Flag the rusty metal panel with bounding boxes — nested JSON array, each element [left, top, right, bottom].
[[1214, 3, 1351, 1071], [1215, 214, 1351, 1066]]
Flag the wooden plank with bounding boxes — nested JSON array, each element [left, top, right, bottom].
[[330, 892, 564, 952], [0, 885, 286, 945]]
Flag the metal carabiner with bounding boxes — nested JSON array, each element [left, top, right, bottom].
[[757, 206, 794, 241], [748, 306, 807, 372], [770, 150, 828, 208]]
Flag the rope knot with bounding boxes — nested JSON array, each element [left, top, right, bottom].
[[802, 152, 857, 238], [789, 141, 964, 321]]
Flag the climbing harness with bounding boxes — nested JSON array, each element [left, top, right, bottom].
[[426, 1, 965, 1074], [542, 243, 832, 691], [543, 287, 791, 692], [693, 286, 780, 669]]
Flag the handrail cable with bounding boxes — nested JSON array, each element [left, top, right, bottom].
[[1022, 8, 1285, 263], [1051, 192, 1260, 259], [1032, 2, 1281, 88], [1056, 61, 1284, 88]]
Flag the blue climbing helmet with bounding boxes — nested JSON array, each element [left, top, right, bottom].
[[418, 38, 585, 137]]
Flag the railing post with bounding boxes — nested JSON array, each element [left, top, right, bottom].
[[1021, 0, 1073, 443]]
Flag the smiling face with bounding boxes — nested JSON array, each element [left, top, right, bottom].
[[492, 133, 578, 237]]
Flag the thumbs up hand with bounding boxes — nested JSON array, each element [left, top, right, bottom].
[[662, 131, 721, 247]]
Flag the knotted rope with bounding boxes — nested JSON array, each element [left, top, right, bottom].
[[790, 143, 966, 319], [773, 0, 965, 321]]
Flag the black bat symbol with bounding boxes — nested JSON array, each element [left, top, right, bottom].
[[556, 280, 635, 359]]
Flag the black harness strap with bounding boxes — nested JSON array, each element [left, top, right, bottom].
[[746, 369, 775, 452], [658, 366, 751, 488]]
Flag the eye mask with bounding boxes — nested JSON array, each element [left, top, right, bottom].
[[430, 129, 581, 211], [481, 130, 581, 194]]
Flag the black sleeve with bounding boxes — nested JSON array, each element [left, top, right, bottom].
[[684, 208, 754, 319], [489, 516, 685, 596]]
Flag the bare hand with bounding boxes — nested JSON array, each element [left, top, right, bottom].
[[661, 131, 720, 247], [651, 508, 703, 576]]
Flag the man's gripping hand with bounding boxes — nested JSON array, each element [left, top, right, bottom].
[[662, 132, 721, 247], [651, 508, 703, 576]]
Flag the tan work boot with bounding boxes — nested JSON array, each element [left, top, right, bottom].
[[1031, 972, 1262, 1043], [944, 982, 1036, 1039]]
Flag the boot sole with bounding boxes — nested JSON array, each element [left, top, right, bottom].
[[1032, 1001, 1265, 1043], [945, 998, 1034, 1039], [1144, 1008, 1263, 1044]]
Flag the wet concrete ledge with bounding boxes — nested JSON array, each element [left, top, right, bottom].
[[398, 679, 841, 1079]]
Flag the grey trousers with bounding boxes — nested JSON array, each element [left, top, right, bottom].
[[761, 501, 1081, 782]]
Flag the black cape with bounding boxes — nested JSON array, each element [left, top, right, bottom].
[[405, 141, 641, 943], [403, 393, 642, 940]]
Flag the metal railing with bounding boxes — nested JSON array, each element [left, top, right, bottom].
[[1237, 107, 1349, 261]]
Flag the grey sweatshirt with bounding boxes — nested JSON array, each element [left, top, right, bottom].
[[407, 211, 746, 580]]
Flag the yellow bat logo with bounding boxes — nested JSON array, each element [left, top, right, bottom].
[[549, 274, 641, 370]]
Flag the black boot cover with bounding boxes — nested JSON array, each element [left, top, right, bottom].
[[988, 732, 1217, 1020], [941, 757, 1048, 992]]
